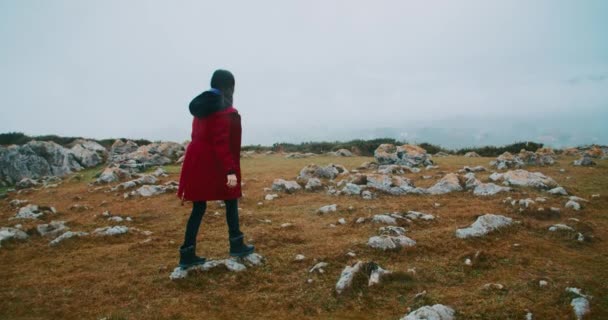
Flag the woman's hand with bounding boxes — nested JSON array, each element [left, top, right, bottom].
[[226, 174, 238, 188]]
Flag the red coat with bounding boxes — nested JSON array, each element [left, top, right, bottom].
[[177, 106, 242, 201]]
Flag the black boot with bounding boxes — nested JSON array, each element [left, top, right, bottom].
[[229, 234, 255, 257], [179, 244, 206, 269]]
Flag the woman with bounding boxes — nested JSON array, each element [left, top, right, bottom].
[[176, 69, 254, 269]]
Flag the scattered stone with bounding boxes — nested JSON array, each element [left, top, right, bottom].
[[569, 196, 589, 203], [474, 183, 511, 196], [405, 211, 435, 221], [539, 280, 548, 287], [455, 214, 514, 239], [317, 204, 337, 214], [374, 144, 433, 167], [464, 258, 472, 266], [346, 252, 356, 257], [366, 174, 425, 195], [127, 184, 175, 197], [548, 224, 574, 232], [304, 178, 323, 191], [170, 253, 265, 280], [502, 169, 558, 189], [573, 154, 596, 166], [427, 173, 463, 195], [37, 221, 68, 237], [13, 204, 54, 220], [368, 227, 416, 250], [280, 223, 293, 228], [361, 190, 374, 200], [110, 175, 158, 191], [335, 261, 391, 294], [338, 218, 347, 225], [341, 183, 362, 195], [372, 214, 397, 225], [264, 194, 279, 201], [591, 194, 600, 199], [93, 226, 129, 236], [489, 172, 504, 182], [518, 198, 535, 208], [565, 200, 581, 211], [400, 304, 455, 320], [566, 287, 591, 320], [547, 186, 568, 196], [309, 262, 328, 274], [355, 217, 366, 224], [0, 227, 29, 248], [49, 231, 88, 246], [482, 283, 506, 291], [271, 179, 302, 193], [294, 254, 305, 261], [69, 204, 90, 212], [490, 152, 524, 170], [462, 165, 486, 172]]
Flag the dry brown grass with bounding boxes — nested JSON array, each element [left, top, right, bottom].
[[0, 154, 607, 319]]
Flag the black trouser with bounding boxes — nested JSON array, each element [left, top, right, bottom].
[[182, 199, 242, 248]]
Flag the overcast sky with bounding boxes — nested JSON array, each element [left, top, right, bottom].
[[1, 0, 607, 148]]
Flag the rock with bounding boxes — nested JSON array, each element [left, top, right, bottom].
[[464, 152, 480, 157], [16, 178, 39, 190], [0, 227, 29, 248], [361, 190, 374, 200], [49, 231, 88, 246], [565, 200, 581, 211], [264, 194, 279, 201], [405, 211, 435, 221], [489, 172, 504, 182], [372, 214, 397, 225], [566, 287, 591, 320], [368, 227, 415, 250], [70, 139, 108, 167], [434, 151, 450, 157], [539, 280, 548, 287], [490, 152, 525, 170], [37, 221, 68, 237], [547, 186, 568, 195], [462, 165, 486, 172], [366, 174, 425, 195], [548, 224, 574, 232], [341, 183, 362, 195], [13, 204, 49, 219], [569, 196, 589, 203], [573, 154, 596, 166], [294, 254, 305, 261], [374, 144, 433, 167], [591, 194, 600, 199], [152, 167, 168, 177], [338, 218, 346, 225], [518, 149, 555, 166], [305, 178, 323, 191], [400, 304, 455, 320], [95, 166, 132, 184], [329, 149, 353, 157], [357, 162, 378, 170], [170, 253, 265, 280], [309, 262, 328, 273], [473, 183, 511, 196], [502, 169, 558, 189], [584, 146, 604, 158], [455, 214, 514, 239], [0, 141, 83, 186], [317, 204, 337, 214], [93, 226, 129, 236], [463, 172, 481, 189], [335, 261, 391, 294], [271, 179, 302, 193], [131, 185, 166, 197], [298, 164, 347, 183], [9, 199, 29, 208], [427, 173, 463, 195], [482, 283, 506, 291], [356, 217, 366, 224]]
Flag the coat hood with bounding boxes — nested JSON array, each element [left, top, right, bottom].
[[189, 89, 230, 118]]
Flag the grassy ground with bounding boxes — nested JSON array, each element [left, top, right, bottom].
[[0, 154, 606, 319]]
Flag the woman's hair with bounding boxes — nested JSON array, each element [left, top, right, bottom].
[[210, 69, 235, 91]]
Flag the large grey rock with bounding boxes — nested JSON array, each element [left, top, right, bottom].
[[426, 173, 463, 195], [0, 227, 29, 248], [502, 169, 558, 189], [110, 174, 158, 191], [372, 214, 397, 225], [70, 139, 108, 167], [341, 183, 362, 195], [368, 226, 416, 250], [95, 166, 132, 184], [108, 140, 183, 174], [13, 204, 55, 220], [547, 186, 568, 195], [490, 152, 525, 170], [573, 154, 596, 166], [329, 149, 353, 157], [455, 214, 514, 239], [566, 287, 591, 320], [0, 141, 83, 185], [304, 178, 323, 191], [272, 179, 302, 193], [400, 304, 455, 320], [374, 144, 433, 167], [317, 204, 337, 214]]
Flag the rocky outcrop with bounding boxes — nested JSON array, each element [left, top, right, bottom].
[[573, 154, 596, 166], [0, 141, 85, 185], [366, 174, 426, 195], [297, 164, 348, 183], [502, 169, 558, 189], [272, 179, 302, 193], [374, 144, 433, 167], [0, 227, 29, 248], [426, 173, 463, 195], [70, 139, 108, 167]]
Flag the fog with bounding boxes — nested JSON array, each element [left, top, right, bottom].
[[1, 0, 607, 147]]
